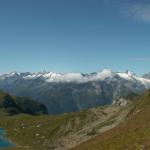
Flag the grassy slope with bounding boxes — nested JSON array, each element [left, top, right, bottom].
[[0, 105, 123, 150], [71, 90, 150, 150], [2, 90, 147, 150], [0, 113, 70, 150]]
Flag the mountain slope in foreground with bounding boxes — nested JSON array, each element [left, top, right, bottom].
[[0, 103, 128, 150], [1, 90, 150, 150], [72, 89, 150, 150]]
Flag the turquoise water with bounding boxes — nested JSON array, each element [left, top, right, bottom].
[[0, 128, 14, 148]]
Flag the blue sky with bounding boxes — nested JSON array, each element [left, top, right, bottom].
[[0, 0, 150, 75]]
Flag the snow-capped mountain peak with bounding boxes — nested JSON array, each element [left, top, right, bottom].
[[125, 70, 136, 76], [0, 69, 150, 114], [0, 69, 150, 87]]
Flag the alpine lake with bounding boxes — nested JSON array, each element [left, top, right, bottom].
[[0, 128, 14, 149]]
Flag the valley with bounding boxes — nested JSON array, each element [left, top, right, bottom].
[[0, 71, 150, 150]]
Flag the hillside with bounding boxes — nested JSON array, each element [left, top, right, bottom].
[[0, 104, 127, 150], [0, 91, 48, 115], [72, 89, 150, 150], [1, 90, 150, 150]]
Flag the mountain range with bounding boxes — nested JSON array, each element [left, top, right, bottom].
[[0, 69, 150, 114]]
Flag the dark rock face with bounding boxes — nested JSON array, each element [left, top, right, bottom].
[[143, 72, 150, 79], [0, 91, 48, 115]]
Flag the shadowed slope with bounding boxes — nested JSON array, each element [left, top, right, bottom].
[[0, 91, 48, 115]]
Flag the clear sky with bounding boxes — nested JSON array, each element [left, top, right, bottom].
[[0, 0, 150, 75]]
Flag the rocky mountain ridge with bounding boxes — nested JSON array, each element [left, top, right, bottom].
[[0, 69, 149, 114]]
